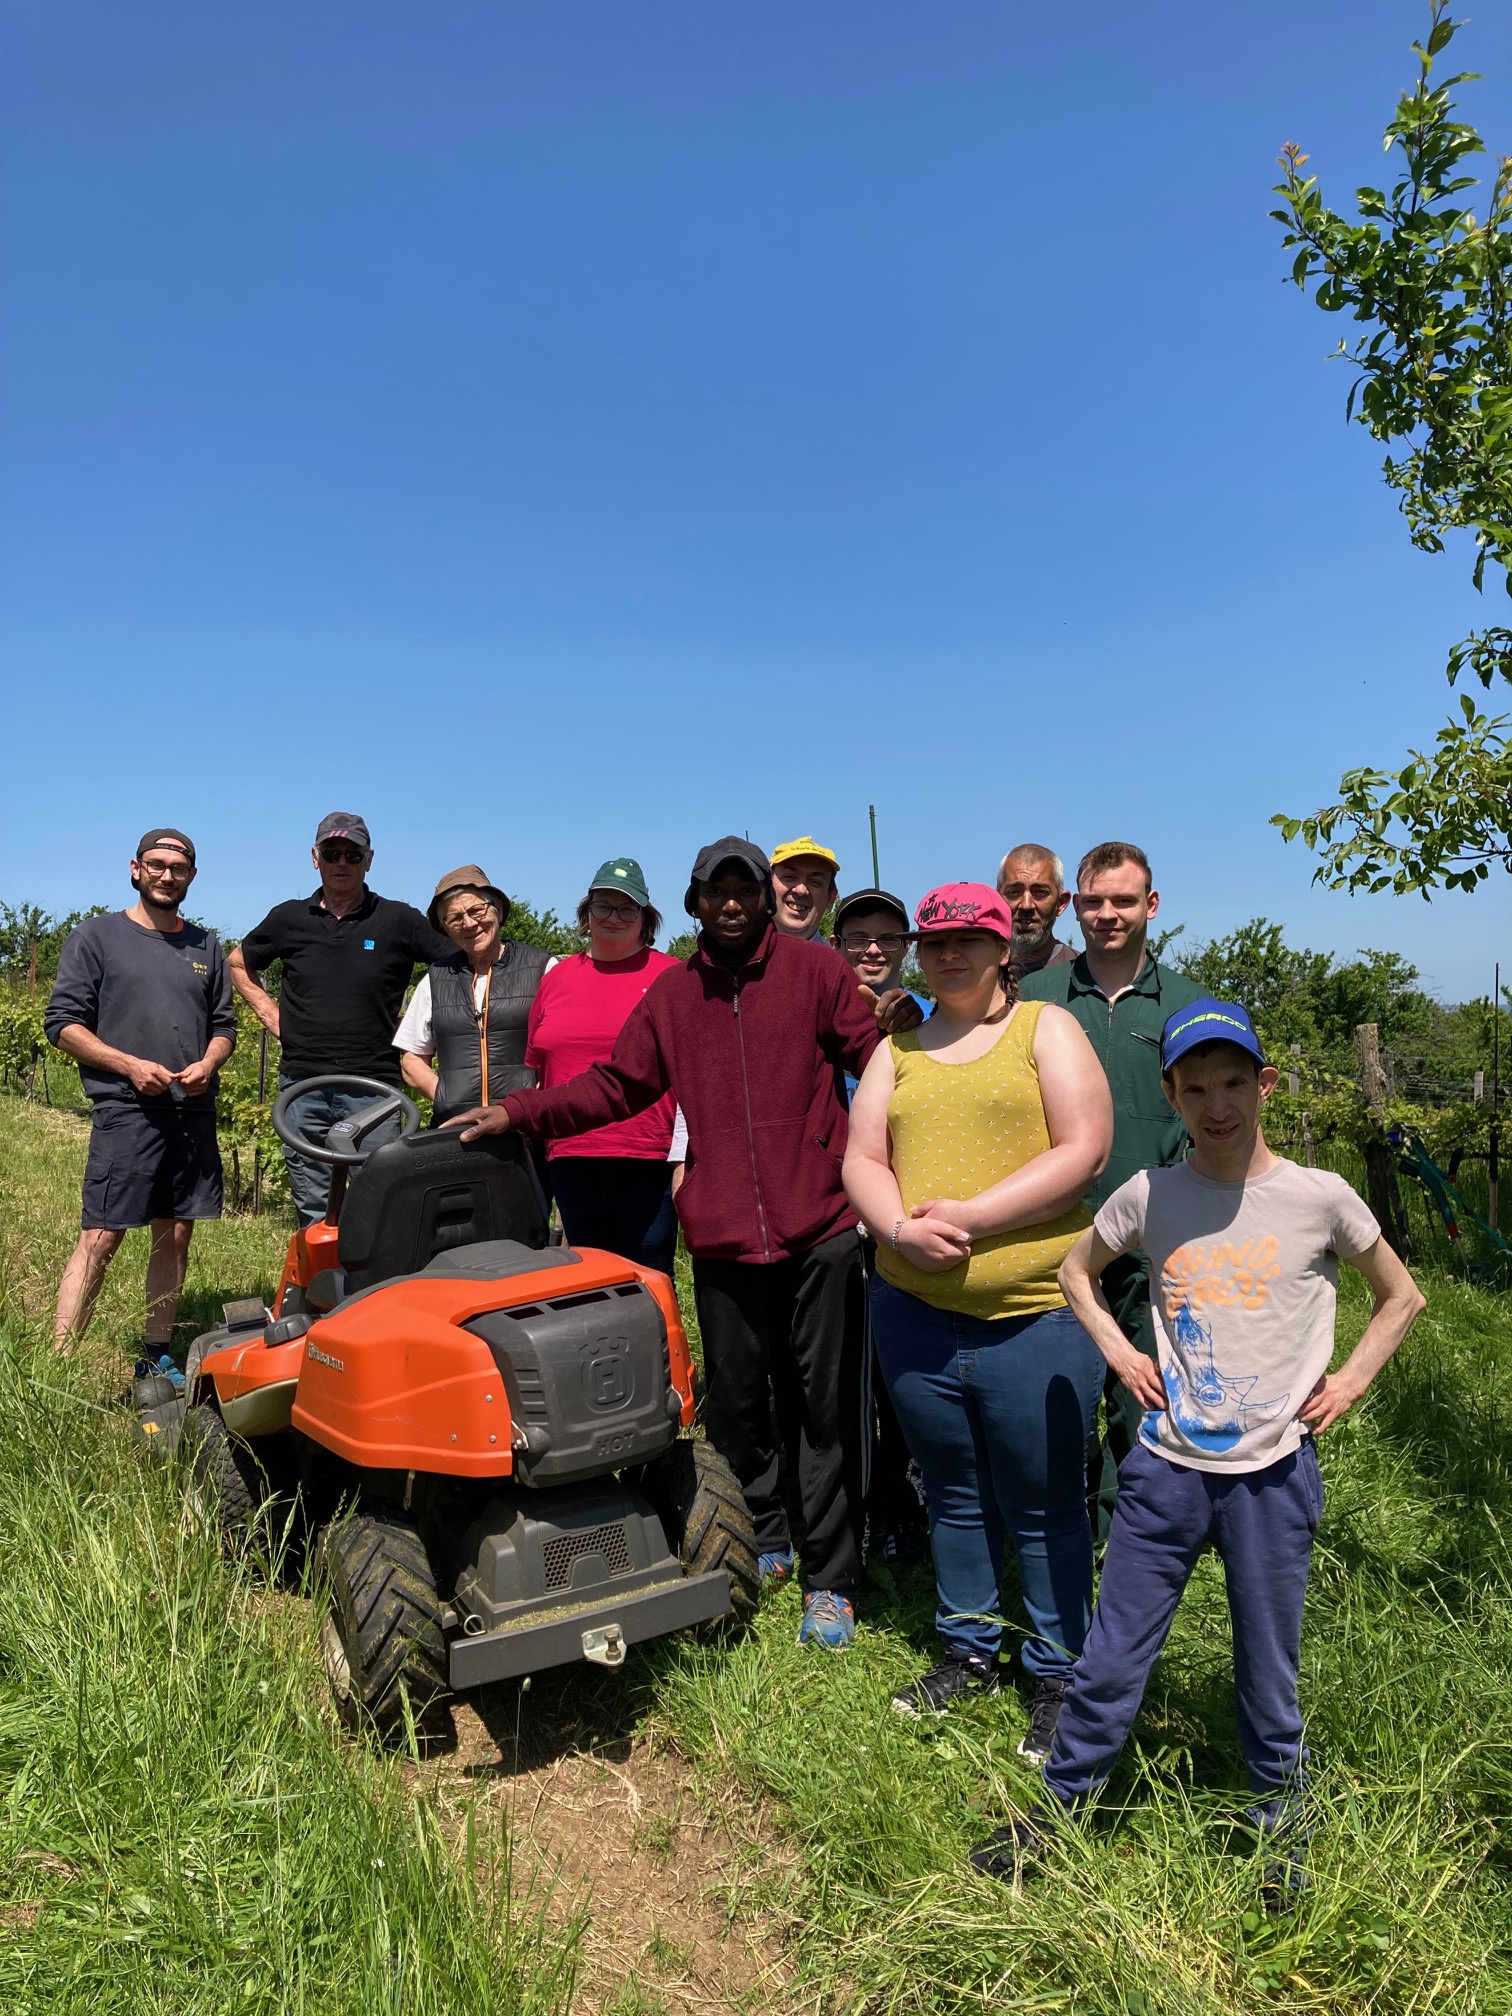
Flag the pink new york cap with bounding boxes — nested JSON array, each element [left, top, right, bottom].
[[913, 882, 1014, 942]]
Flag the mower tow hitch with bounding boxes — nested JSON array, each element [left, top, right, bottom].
[[581, 1625, 626, 1669]]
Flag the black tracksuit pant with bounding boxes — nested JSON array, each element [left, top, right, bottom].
[[692, 1228, 866, 1595]]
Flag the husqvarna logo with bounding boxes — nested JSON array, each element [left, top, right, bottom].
[[307, 1342, 344, 1372], [584, 1336, 633, 1411]]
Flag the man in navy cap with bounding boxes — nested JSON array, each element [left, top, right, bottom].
[[46, 828, 236, 1386], [448, 836, 879, 1651], [230, 812, 450, 1223], [973, 998, 1424, 1903]]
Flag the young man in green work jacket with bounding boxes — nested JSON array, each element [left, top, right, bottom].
[[1018, 840, 1205, 1535]]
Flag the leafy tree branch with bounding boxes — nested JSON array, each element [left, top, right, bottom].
[[1272, 2, 1512, 894]]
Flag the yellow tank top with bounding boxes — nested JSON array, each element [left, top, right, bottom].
[[875, 999, 1091, 1320]]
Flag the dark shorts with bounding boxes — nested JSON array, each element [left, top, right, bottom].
[[81, 1100, 224, 1230]]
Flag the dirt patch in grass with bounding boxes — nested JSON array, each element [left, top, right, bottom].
[[433, 1691, 797, 2016]]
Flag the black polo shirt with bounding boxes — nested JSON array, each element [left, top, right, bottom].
[[240, 888, 452, 1084]]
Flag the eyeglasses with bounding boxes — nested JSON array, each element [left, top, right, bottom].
[[139, 856, 192, 877], [840, 931, 908, 954], [446, 904, 495, 929], [319, 845, 367, 866], [589, 899, 641, 922]]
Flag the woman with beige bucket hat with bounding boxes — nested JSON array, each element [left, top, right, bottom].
[[392, 865, 556, 1126]]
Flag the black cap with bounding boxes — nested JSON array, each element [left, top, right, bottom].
[[832, 887, 910, 938], [135, 827, 196, 866], [683, 836, 772, 917], [315, 811, 372, 852]]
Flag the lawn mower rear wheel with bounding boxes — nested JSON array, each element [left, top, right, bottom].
[[635, 1438, 760, 1628], [318, 1513, 450, 1736]]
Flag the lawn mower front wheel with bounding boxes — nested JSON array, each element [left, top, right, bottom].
[[183, 1402, 270, 1540], [317, 1513, 450, 1737]]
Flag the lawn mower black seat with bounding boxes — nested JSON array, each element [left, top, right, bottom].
[[337, 1131, 550, 1293]]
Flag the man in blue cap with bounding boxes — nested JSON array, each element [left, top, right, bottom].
[[971, 997, 1425, 1909]]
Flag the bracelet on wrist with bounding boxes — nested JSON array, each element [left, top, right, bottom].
[[891, 1218, 904, 1251]]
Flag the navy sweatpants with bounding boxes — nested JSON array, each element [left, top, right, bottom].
[[1045, 1438, 1323, 1828]]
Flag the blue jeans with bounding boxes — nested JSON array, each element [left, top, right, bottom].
[[870, 1279, 1103, 1678], [278, 1076, 404, 1227], [1045, 1439, 1321, 1829]]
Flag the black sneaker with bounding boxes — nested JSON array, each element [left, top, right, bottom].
[[880, 1523, 930, 1568], [1261, 1841, 1311, 1917], [891, 1651, 1000, 1720], [1017, 1676, 1069, 1761], [969, 1804, 1061, 1881]]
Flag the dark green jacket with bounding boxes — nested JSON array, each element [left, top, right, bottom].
[[1018, 952, 1206, 1215]]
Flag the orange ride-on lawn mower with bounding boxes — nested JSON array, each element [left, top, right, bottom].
[[179, 1074, 758, 1734]]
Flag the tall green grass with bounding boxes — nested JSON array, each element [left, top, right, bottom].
[[0, 1104, 580, 2014], [6, 1094, 1511, 2012], [650, 1271, 1512, 2014]]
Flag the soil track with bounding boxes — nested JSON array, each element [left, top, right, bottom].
[[422, 1678, 798, 2015]]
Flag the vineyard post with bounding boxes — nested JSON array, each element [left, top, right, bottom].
[[252, 1026, 269, 1217], [1355, 1022, 1412, 1260], [1288, 1042, 1301, 1098], [1491, 963, 1501, 1232]]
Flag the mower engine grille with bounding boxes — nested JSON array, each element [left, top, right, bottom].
[[542, 1521, 633, 1591]]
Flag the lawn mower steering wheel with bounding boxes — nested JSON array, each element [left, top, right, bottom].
[[271, 1074, 423, 1166]]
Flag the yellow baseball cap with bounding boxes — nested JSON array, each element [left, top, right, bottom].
[[770, 836, 839, 874]]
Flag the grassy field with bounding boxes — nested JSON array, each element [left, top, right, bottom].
[[0, 1103, 581, 2014], [1, 1096, 1509, 2013]]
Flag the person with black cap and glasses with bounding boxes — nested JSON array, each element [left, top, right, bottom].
[[830, 886, 931, 1563], [445, 837, 879, 1651], [45, 828, 236, 1388], [230, 813, 451, 1225]]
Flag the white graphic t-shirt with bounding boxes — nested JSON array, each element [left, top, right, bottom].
[[1094, 1159, 1381, 1476]]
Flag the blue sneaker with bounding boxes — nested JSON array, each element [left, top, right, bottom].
[[134, 1352, 185, 1395], [797, 1589, 855, 1650], [758, 1544, 796, 1585]]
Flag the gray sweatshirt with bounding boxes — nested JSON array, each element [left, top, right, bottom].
[[45, 911, 236, 1107]]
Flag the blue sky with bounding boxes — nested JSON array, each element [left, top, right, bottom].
[[2, 0, 1505, 999]]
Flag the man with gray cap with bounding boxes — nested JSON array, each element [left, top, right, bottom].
[[446, 836, 879, 1651], [230, 812, 450, 1224], [45, 828, 236, 1381]]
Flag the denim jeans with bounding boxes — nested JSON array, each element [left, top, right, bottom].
[[870, 1278, 1104, 1678], [278, 1075, 404, 1227]]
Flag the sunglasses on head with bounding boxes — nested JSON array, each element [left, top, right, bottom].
[[319, 844, 366, 866]]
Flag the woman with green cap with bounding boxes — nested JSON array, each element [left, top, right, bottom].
[[524, 858, 683, 1276]]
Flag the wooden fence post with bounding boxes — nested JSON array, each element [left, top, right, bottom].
[[252, 1026, 269, 1217], [1355, 1022, 1412, 1259], [1355, 1023, 1387, 1114], [1288, 1042, 1301, 1099]]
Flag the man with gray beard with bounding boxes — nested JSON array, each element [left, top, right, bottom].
[[997, 844, 1077, 978]]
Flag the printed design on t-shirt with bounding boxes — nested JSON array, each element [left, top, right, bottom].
[[1142, 1303, 1291, 1453], [1162, 1234, 1282, 1314]]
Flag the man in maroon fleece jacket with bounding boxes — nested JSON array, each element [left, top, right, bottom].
[[449, 837, 877, 1649]]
